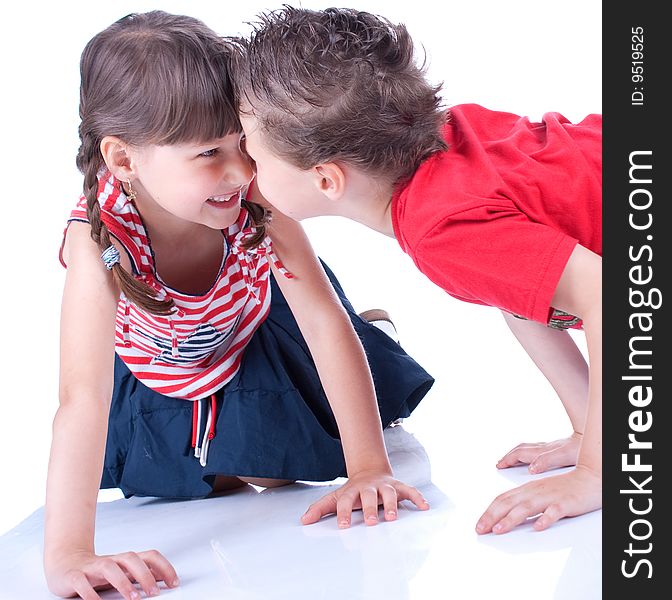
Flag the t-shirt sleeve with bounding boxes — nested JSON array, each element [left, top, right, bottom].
[[413, 202, 579, 324]]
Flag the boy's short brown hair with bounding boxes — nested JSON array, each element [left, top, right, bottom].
[[234, 6, 447, 185]]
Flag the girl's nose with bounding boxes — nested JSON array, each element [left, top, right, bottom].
[[223, 151, 254, 187]]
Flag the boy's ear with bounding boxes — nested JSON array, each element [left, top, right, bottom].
[[312, 163, 345, 200], [100, 136, 136, 181]]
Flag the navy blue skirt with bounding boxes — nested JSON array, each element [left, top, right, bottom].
[[102, 261, 434, 498]]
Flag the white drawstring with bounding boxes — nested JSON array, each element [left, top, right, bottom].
[[193, 399, 203, 459], [192, 396, 216, 466], [200, 404, 213, 467]]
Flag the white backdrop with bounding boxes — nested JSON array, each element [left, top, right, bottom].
[[0, 0, 601, 544]]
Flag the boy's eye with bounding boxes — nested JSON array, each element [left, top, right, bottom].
[[200, 148, 217, 158], [238, 134, 247, 153]]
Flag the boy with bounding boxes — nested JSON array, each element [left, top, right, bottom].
[[233, 6, 601, 534]]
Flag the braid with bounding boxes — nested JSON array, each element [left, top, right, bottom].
[[240, 199, 271, 251], [77, 133, 175, 315], [77, 135, 106, 247]]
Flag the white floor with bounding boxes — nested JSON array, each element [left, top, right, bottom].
[[0, 382, 601, 600]]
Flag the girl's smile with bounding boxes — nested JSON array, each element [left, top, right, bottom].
[[206, 186, 246, 208]]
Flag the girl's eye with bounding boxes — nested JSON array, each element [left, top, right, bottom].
[[200, 148, 217, 158], [238, 134, 247, 153]]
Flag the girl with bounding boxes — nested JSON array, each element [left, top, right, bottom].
[[46, 11, 433, 599]]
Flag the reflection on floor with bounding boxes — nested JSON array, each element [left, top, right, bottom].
[[0, 424, 600, 600]]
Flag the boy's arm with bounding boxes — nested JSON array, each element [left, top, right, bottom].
[[476, 244, 602, 534], [557, 246, 602, 481], [496, 312, 589, 472], [262, 204, 429, 527]]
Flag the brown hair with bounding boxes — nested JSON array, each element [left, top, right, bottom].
[[233, 6, 447, 185], [76, 10, 268, 315]]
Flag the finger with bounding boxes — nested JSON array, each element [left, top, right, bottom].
[[301, 493, 337, 524], [475, 490, 519, 534], [336, 492, 357, 529], [99, 559, 143, 600], [396, 483, 430, 511], [491, 500, 541, 534], [359, 486, 381, 526], [499, 442, 545, 455], [528, 450, 558, 473], [533, 503, 566, 531], [380, 484, 399, 521], [141, 550, 180, 589], [69, 571, 104, 600], [116, 553, 160, 597], [501, 442, 541, 454], [529, 447, 577, 474], [496, 446, 541, 469]]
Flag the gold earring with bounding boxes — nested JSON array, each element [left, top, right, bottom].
[[126, 179, 137, 202]]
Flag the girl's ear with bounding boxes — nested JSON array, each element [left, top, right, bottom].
[[100, 136, 135, 181], [312, 163, 345, 201]]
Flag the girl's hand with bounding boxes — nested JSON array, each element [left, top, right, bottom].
[[475, 466, 601, 534], [300, 470, 430, 528], [46, 549, 179, 600], [496, 432, 583, 474]]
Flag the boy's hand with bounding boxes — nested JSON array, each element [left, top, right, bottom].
[[496, 432, 583, 474], [475, 466, 601, 534], [300, 470, 430, 528], [46, 549, 179, 600]]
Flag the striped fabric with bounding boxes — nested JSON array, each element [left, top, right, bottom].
[[60, 172, 284, 401]]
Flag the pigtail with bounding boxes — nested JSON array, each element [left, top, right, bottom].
[[240, 199, 271, 251], [76, 134, 175, 316]]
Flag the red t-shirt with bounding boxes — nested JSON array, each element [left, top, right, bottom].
[[391, 103, 602, 325]]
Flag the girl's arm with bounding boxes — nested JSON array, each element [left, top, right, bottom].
[[45, 222, 177, 599], [476, 244, 602, 534], [495, 312, 589, 472], [263, 206, 429, 527]]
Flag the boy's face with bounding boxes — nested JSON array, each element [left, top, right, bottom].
[[240, 113, 332, 220]]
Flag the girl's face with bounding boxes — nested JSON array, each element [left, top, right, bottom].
[[129, 132, 254, 230]]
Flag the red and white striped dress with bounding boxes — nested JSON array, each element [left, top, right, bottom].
[[60, 172, 291, 402]]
